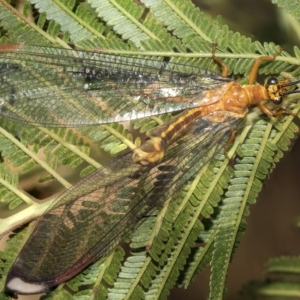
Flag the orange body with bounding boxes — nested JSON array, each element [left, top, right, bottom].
[[133, 82, 269, 165], [132, 43, 297, 166]]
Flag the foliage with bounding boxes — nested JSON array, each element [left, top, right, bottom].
[[0, 0, 299, 300], [241, 256, 300, 299]]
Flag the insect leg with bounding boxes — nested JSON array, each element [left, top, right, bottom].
[[211, 44, 283, 84], [223, 128, 237, 161], [211, 43, 229, 77], [248, 48, 282, 84], [257, 103, 297, 117]]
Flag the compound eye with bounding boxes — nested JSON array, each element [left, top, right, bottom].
[[273, 97, 282, 105], [266, 77, 278, 86]]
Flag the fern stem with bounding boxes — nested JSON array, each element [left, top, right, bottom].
[[0, 127, 71, 189], [0, 0, 70, 48], [151, 116, 165, 125], [92, 251, 115, 296], [147, 199, 172, 249], [53, 0, 106, 40], [109, 0, 159, 41], [211, 121, 274, 299], [101, 125, 136, 149], [124, 257, 152, 299], [94, 49, 300, 66], [146, 161, 226, 298], [164, 0, 212, 42], [0, 200, 52, 236], [183, 228, 217, 288], [271, 100, 300, 145], [0, 176, 35, 205], [39, 127, 102, 169]]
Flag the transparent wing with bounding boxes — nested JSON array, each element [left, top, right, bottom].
[[0, 45, 230, 126], [5, 113, 241, 292]]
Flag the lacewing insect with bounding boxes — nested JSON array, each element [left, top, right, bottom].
[[0, 44, 299, 296]]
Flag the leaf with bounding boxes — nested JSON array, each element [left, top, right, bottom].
[[0, 0, 299, 299], [241, 256, 300, 298], [272, 0, 300, 20]]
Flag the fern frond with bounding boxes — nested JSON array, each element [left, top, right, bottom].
[[86, 0, 179, 51], [0, 0, 299, 299], [266, 256, 300, 274], [0, 0, 66, 46], [272, 0, 300, 21], [179, 219, 217, 288], [30, 0, 104, 43], [132, 114, 172, 134], [210, 108, 300, 299], [241, 256, 300, 298], [0, 121, 96, 183], [81, 123, 135, 154], [0, 164, 28, 210]]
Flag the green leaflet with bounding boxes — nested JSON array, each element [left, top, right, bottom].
[[0, 0, 299, 299]]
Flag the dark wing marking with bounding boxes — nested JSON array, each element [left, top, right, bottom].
[[5, 112, 241, 293]]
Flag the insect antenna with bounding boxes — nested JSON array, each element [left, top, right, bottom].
[[280, 79, 300, 96]]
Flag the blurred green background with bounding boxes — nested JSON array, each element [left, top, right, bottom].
[[194, 0, 299, 50]]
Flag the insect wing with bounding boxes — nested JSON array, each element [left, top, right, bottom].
[[0, 45, 230, 126], [5, 112, 241, 295]]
